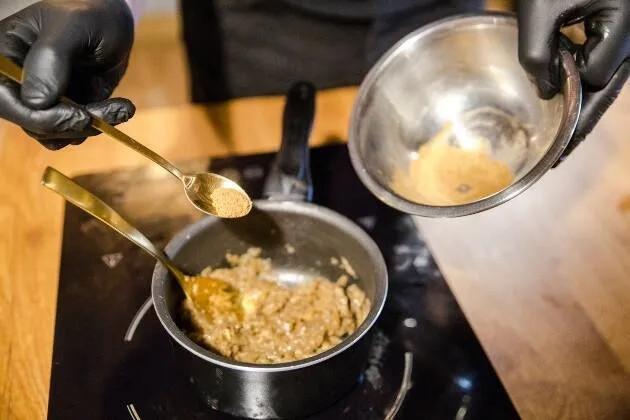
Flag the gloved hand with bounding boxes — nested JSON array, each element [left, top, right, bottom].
[[517, 0, 629, 163], [0, 0, 135, 150]]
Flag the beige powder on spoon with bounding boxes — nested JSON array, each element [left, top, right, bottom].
[[209, 187, 252, 218]]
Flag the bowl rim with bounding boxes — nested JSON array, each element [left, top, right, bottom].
[[348, 11, 582, 218], [151, 200, 389, 372]]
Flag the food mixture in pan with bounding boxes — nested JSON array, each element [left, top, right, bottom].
[[181, 248, 372, 364]]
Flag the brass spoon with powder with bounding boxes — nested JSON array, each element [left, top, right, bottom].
[[41, 167, 241, 323], [0, 54, 252, 219]]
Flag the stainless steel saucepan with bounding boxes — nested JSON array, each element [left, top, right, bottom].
[[152, 82, 388, 419]]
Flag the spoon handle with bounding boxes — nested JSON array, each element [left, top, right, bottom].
[[263, 81, 315, 201], [0, 54, 184, 181], [41, 166, 187, 283], [83, 112, 184, 181]]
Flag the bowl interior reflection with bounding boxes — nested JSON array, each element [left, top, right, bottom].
[[354, 16, 565, 207]]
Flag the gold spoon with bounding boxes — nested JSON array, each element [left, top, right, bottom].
[[41, 166, 241, 320], [0, 54, 252, 219]]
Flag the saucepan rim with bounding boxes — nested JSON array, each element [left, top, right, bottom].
[[151, 199, 388, 372], [347, 11, 582, 218]]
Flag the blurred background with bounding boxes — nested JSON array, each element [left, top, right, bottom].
[[0, 0, 513, 110], [0, 0, 190, 108]]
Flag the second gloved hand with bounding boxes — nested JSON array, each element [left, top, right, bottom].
[[517, 0, 630, 162], [0, 0, 135, 150]]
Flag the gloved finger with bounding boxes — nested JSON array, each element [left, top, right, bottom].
[[0, 17, 36, 64], [0, 76, 90, 137], [554, 60, 630, 166], [578, 9, 630, 88], [81, 97, 136, 136], [70, 137, 87, 146], [20, 20, 85, 109], [576, 60, 630, 138], [24, 97, 136, 146], [65, 60, 131, 105], [517, 0, 561, 99], [21, 129, 87, 150]]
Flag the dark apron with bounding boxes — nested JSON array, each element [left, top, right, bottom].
[[179, 0, 483, 103]]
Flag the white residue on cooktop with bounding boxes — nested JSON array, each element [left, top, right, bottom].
[[365, 330, 391, 390], [357, 215, 377, 230], [412, 247, 431, 269], [102, 252, 123, 268]]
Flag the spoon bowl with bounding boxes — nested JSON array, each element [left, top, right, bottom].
[[183, 173, 253, 218]]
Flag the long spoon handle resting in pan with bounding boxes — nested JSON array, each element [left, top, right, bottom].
[[0, 54, 184, 180], [41, 166, 187, 283]]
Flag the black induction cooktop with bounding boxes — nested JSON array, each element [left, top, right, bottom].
[[48, 144, 520, 419]]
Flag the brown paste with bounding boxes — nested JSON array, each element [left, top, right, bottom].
[[181, 248, 371, 364]]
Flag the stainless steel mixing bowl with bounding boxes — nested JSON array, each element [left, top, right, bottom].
[[348, 13, 582, 217]]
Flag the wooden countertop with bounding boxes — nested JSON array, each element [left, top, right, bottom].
[[0, 85, 629, 419], [416, 85, 630, 418]]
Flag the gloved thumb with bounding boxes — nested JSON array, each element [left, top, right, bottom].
[[20, 26, 83, 110], [553, 59, 630, 167]]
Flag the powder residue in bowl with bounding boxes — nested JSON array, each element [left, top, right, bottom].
[[209, 187, 252, 218], [397, 123, 515, 205], [181, 248, 372, 364]]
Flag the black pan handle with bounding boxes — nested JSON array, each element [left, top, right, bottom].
[[263, 81, 316, 202]]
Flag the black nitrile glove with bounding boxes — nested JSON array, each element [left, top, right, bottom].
[[517, 0, 629, 163], [0, 0, 135, 150]]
